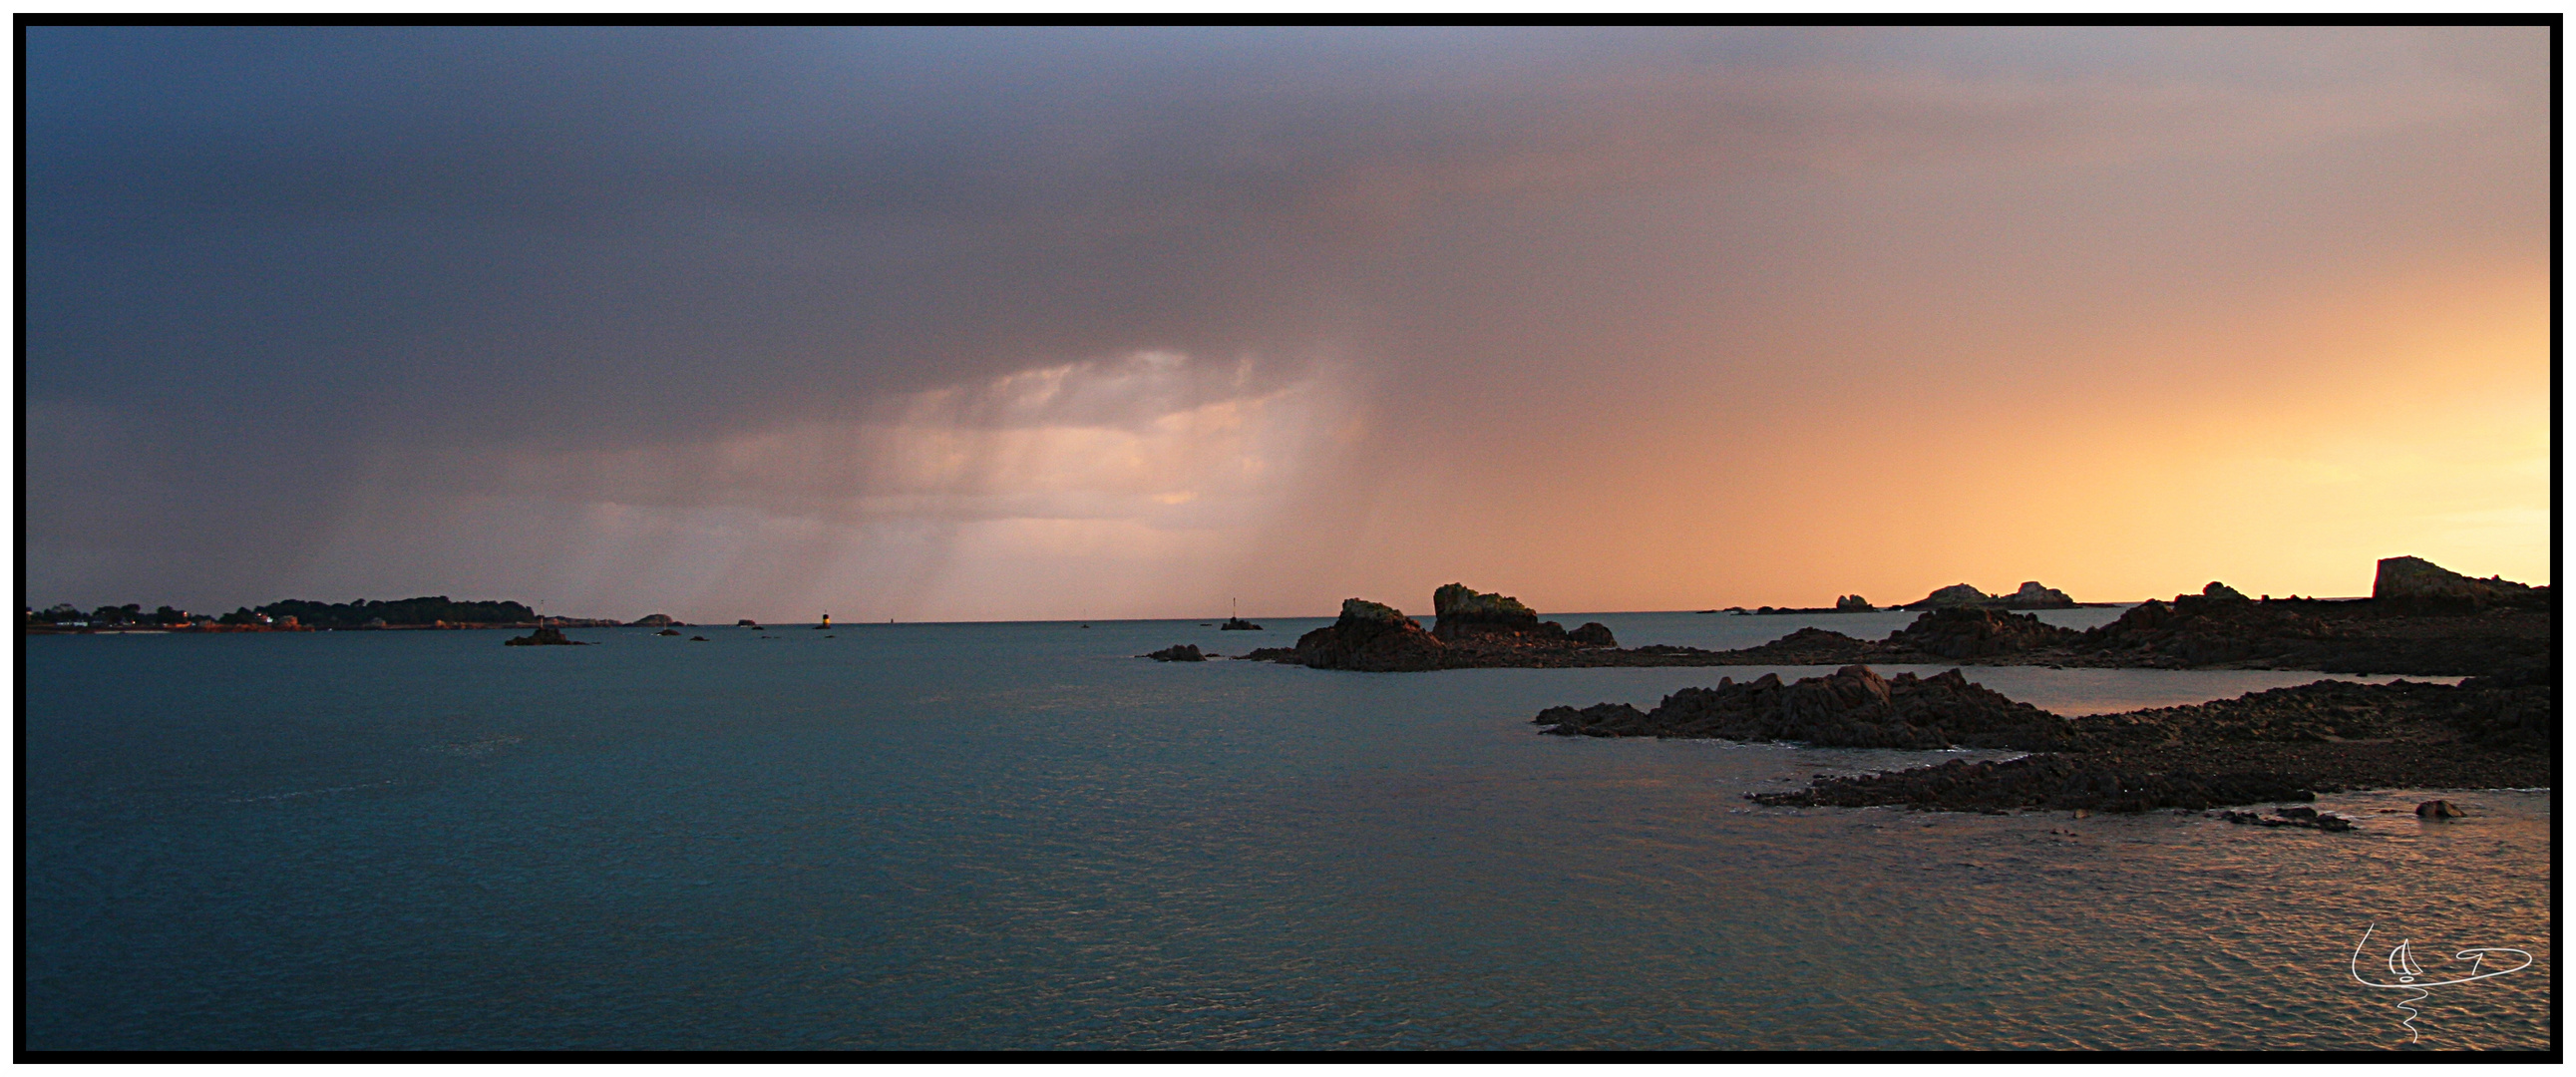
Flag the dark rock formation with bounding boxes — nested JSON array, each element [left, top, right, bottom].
[[503, 626, 586, 646], [2374, 555, 2543, 613], [1899, 580, 2074, 610], [736, 619, 760, 627], [631, 613, 681, 627], [2416, 800, 2465, 818], [1996, 581, 2075, 609], [1889, 606, 2078, 660], [1696, 626, 1893, 665], [1221, 617, 1263, 630], [2058, 578, 2551, 677], [1286, 599, 1448, 672], [2215, 808, 2357, 832], [1536, 665, 2074, 750], [1144, 643, 1208, 662], [688, 635, 709, 641], [1739, 677, 2553, 814], [1835, 594, 1874, 611], [1566, 621, 1618, 647], [656, 628, 682, 636], [1430, 583, 1562, 643], [1903, 583, 1991, 610]]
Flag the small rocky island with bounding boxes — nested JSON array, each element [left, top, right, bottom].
[[1236, 584, 1620, 671], [1230, 557, 2551, 679], [503, 626, 587, 646], [1533, 662, 2551, 815]]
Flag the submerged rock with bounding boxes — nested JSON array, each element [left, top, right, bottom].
[[655, 628, 682, 636]]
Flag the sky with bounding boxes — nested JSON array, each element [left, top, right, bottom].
[[24, 26, 2553, 622]]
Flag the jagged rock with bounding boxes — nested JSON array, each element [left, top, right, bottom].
[[1835, 594, 1874, 611], [1288, 598, 1448, 671], [631, 613, 680, 627], [2374, 555, 2539, 612], [2416, 800, 2465, 818], [2200, 581, 2251, 602], [1566, 621, 1618, 647], [1143, 643, 1207, 662], [1890, 606, 2078, 659], [1536, 664, 2072, 750], [1905, 583, 1992, 610], [503, 626, 586, 646]]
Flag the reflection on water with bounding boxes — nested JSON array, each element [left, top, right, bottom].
[[23, 619, 2549, 1050]]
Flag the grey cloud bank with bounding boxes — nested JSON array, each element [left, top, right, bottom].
[[27, 27, 2548, 620]]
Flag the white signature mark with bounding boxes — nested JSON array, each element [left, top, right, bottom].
[[2349, 922, 2532, 1044]]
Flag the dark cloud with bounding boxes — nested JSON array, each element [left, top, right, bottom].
[[25, 26, 2549, 617]]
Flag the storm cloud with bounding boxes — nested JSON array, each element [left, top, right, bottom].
[[26, 26, 2550, 620]]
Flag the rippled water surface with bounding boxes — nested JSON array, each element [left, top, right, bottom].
[[25, 612, 2550, 1050]]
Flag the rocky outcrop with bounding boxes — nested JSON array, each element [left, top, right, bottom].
[[503, 626, 586, 646], [2048, 575, 2551, 677], [1143, 643, 1208, 662], [1904, 583, 1991, 610], [1566, 621, 1618, 647], [1995, 581, 2074, 609], [655, 628, 682, 636], [1286, 599, 1448, 672], [1220, 617, 1263, 630], [1889, 606, 2078, 660], [1835, 594, 1873, 611], [1430, 583, 1558, 643], [631, 613, 681, 627], [1536, 665, 2074, 750], [2067, 583, 2328, 667], [2416, 800, 2465, 819], [2374, 555, 2541, 612], [1900, 580, 2072, 610], [1742, 677, 2554, 814]]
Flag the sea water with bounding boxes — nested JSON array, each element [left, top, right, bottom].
[[23, 610, 2551, 1050]]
